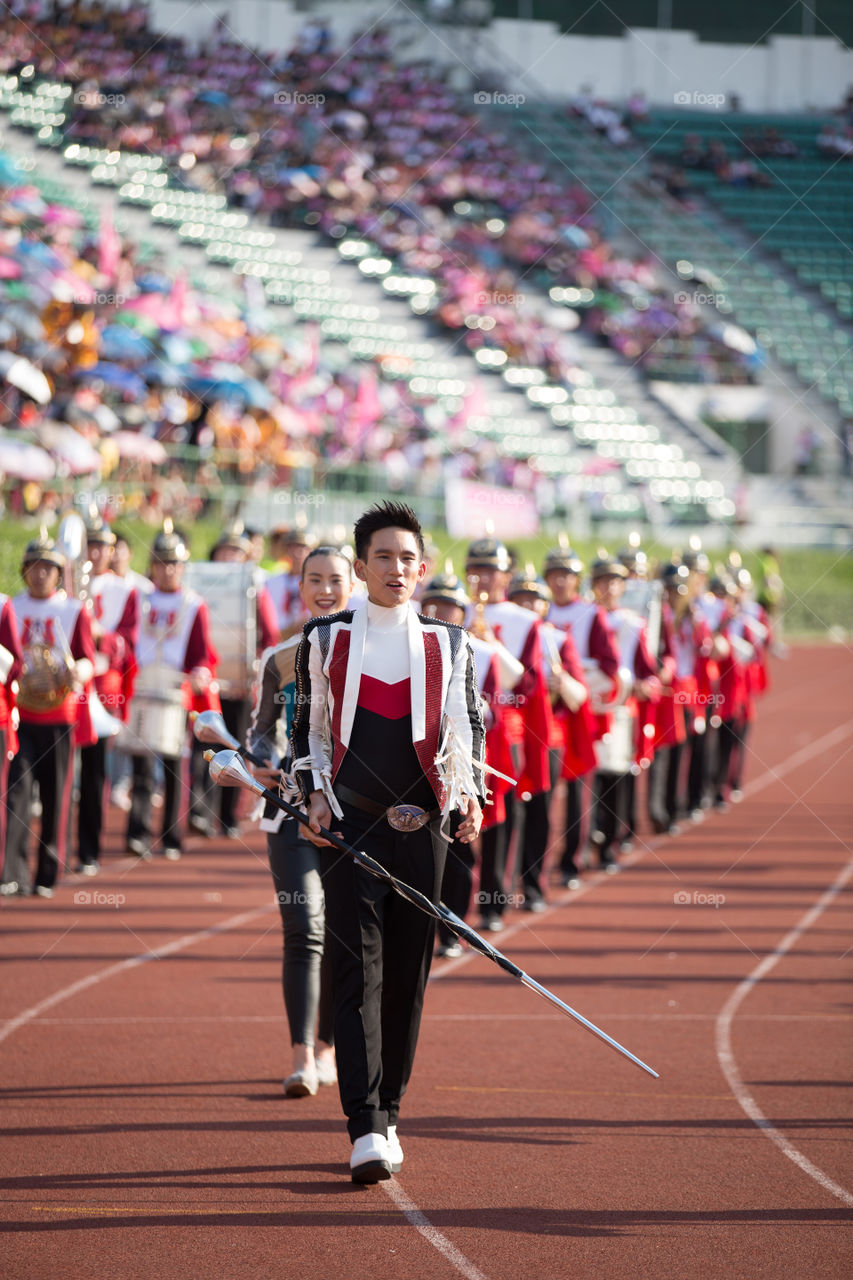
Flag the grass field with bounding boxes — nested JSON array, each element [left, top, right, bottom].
[[1, 515, 851, 638]]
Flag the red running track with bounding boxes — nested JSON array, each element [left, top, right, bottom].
[[1, 644, 852, 1279]]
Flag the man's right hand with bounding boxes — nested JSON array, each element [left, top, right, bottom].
[[300, 791, 337, 847]]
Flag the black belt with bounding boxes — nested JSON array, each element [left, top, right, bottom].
[[335, 784, 440, 832]]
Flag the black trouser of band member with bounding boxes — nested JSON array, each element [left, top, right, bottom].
[[685, 725, 707, 813], [714, 717, 746, 800], [77, 736, 109, 865], [437, 812, 470, 947], [3, 720, 73, 890], [128, 752, 183, 850], [559, 778, 585, 875], [648, 742, 684, 829], [591, 769, 627, 862], [320, 803, 446, 1142], [267, 819, 335, 1049]]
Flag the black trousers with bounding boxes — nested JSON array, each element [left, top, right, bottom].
[[684, 727, 707, 813], [268, 820, 335, 1049], [558, 778, 584, 876], [3, 720, 73, 890], [77, 736, 108, 865], [127, 752, 183, 851], [648, 743, 683, 829], [437, 827, 474, 948], [714, 718, 745, 800], [590, 769, 626, 864], [320, 804, 446, 1142]]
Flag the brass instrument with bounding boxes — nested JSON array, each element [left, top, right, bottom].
[[17, 640, 74, 713]]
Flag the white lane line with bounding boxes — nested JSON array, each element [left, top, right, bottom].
[[715, 853, 853, 1207], [382, 1178, 489, 1280], [0, 905, 274, 1047]]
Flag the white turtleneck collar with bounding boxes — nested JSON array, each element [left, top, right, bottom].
[[364, 600, 411, 680]]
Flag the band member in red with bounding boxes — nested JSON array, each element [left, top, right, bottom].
[[465, 538, 550, 924], [2, 534, 95, 898], [543, 546, 619, 884], [420, 571, 513, 958], [0, 589, 23, 861], [292, 502, 484, 1183], [589, 554, 660, 872], [125, 524, 217, 861], [76, 516, 138, 874]]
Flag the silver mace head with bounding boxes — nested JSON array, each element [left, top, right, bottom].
[[192, 709, 240, 751], [204, 749, 265, 796]]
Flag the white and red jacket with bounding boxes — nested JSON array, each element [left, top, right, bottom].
[[601, 606, 662, 767], [540, 621, 598, 780], [468, 633, 514, 830], [133, 587, 218, 713], [466, 599, 551, 798], [13, 591, 96, 732], [0, 593, 23, 748], [291, 601, 485, 831], [87, 571, 138, 721]]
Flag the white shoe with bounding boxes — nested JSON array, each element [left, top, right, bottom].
[[350, 1133, 391, 1184], [283, 1066, 318, 1098], [315, 1056, 337, 1087], [387, 1125, 403, 1173]]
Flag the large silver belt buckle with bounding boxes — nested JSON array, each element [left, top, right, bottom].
[[386, 804, 430, 832]]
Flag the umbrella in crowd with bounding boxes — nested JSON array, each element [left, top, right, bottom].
[[0, 351, 52, 404], [0, 433, 56, 481], [110, 431, 168, 463], [36, 422, 104, 475]]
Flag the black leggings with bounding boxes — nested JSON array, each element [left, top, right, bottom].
[[267, 821, 334, 1049]]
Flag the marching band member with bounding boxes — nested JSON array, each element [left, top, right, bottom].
[[75, 516, 139, 875], [710, 573, 757, 809], [0, 589, 23, 858], [265, 524, 318, 639], [465, 537, 551, 923], [730, 566, 771, 798], [647, 562, 710, 835], [125, 523, 217, 862], [292, 502, 484, 1183], [681, 546, 714, 818], [246, 544, 354, 1097], [588, 554, 660, 872], [507, 569, 596, 903], [1, 534, 95, 899], [188, 524, 279, 839], [420, 571, 513, 958], [543, 546, 619, 885]]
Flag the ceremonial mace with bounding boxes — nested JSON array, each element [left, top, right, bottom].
[[201, 738, 660, 1081]]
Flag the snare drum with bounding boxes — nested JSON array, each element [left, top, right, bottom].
[[594, 705, 635, 774], [118, 665, 186, 757]]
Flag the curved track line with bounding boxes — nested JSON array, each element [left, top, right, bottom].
[[0, 904, 273, 1047], [715, 854, 853, 1207], [382, 1178, 489, 1280]]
